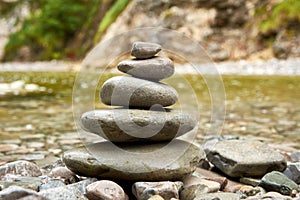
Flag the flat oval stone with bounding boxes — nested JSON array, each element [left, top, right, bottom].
[[205, 140, 287, 177], [117, 57, 174, 80], [62, 140, 204, 181], [81, 109, 196, 142], [131, 41, 161, 59], [100, 76, 178, 107]]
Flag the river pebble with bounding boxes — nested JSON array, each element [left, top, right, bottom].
[[258, 171, 299, 195], [132, 181, 182, 200], [0, 160, 42, 178], [86, 180, 127, 200], [131, 41, 161, 59]]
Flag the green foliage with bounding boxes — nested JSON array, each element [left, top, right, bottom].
[[4, 0, 101, 61], [94, 0, 130, 43], [257, 0, 300, 34]]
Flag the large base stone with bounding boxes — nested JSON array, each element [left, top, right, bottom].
[[63, 140, 204, 181]]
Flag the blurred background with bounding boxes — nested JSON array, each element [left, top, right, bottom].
[[0, 0, 299, 62], [0, 0, 299, 165]]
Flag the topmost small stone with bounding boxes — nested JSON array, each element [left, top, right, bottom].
[[131, 41, 162, 59]]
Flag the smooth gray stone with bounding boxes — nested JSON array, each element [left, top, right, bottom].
[[131, 41, 161, 59], [205, 140, 287, 177], [100, 76, 178, 107], [63, 140, 204, 181], [258, 171, 299, 195], [117, 57, 174, 80], [81, 109, 196, 142]]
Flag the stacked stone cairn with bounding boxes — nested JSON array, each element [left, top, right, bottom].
[[63, 42, 203, 182], [0, 42, 299, 200]]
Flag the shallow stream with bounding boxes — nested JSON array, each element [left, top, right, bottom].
[[0, 72, 299, 163]]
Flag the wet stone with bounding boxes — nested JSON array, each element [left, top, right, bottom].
[[117, 57, 174, 80], [132, 181, 183, 200], [63, 140, 203, 181], [205, 140, 287, 177], [100, 76, 178, 108], [81, 109, 196, 142], [131, 41, 161, 59], [0, 160, 42, 178], [86, 180, 127, 200], [258, 171, 299, 195]]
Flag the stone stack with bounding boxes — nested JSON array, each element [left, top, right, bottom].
[[63, 42, 204, 181]]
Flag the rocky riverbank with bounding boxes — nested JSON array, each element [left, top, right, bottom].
[[0, 138, 299, 200]]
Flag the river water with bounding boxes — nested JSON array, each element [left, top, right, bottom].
[[0, 72, 299, 164]]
